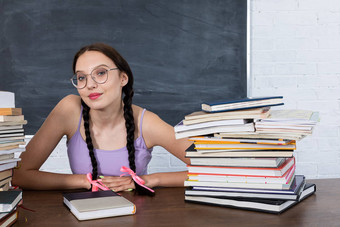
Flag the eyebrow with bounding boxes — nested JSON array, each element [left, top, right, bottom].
[[75, 64, 112, 73]]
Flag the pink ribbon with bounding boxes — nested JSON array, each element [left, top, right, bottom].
[[120, 166, 155, 193], [87, 173, 110, 192]]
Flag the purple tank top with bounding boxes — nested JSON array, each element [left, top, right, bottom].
[[67, 108, 153, 176]]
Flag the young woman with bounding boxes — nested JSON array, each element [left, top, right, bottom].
[[12, 43, 192, 192]]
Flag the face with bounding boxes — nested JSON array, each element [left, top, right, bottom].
[[75, 51, 128, 110]]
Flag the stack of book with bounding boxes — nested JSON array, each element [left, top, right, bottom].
[[0, 91, 26, 226], [175, 96, 317, 213]]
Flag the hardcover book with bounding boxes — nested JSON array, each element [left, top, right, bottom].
[[0, 190, 22, 213], [63, 190, 136, 221], [201, 96, 284, 113]]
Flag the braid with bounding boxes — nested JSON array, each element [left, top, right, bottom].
[[81, 99, 98, 180], [123, 85, 136, 172]]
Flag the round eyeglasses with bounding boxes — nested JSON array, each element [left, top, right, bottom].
[[70, 67, 119, 89]]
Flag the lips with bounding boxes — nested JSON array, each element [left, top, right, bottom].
[[88, 93, 102, 100]]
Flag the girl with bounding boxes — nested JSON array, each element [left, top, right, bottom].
[[12, 43, 192, 192]]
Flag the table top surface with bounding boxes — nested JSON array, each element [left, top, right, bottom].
[[12, 178, 340, 227]]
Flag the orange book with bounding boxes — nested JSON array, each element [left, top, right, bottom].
[[0, 108, 22, 116]]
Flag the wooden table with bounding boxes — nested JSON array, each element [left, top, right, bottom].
[[13, 178, 340, 227]]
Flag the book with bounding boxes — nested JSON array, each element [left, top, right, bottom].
[[0, 108, 22, 116], [186, 150, 294, 158], [0, 148, 25, 155], [0, 92, 15, 108], [174, 119, 249, 133], [187, 157, 295, 177], [0, 177, 11, 188], [0, 120, 27, 126], [185, 182, 316, 214], [185, 175, 306, 201], [189, 136, 295, 145], [0, 115, 24, 123], [0, 125, 23, 131], [0, 170, 12, 181], [0, 142, 25, 148], [63, 190, 136, 221], [194, 142, 295, 151], [0, 136, 25, 142], [0, 129, 24, 135], [201, 96, 283, 113], [0, 158, 21, 165], [0, 133, 25, 139], [215, 132, 305, 141], [187, 165, 295, 185], [0, 183, 10, 191], [185, 174, 295, 190], [175, 123, 255, 139], [183, 107, 271, 125], [0, 162, 17, 172], [0, 209, 18, 227], [186, 144, 294, 158], [0, 190, 22, 213], [189, 157, 287, 167], [0, 154, 15, 161], [263, 109, 319, 124]]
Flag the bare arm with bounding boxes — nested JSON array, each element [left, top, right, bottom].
[[12, 95, 91, 190], [141, 111, 192, 188]]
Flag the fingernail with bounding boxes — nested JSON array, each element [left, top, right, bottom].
[[126, 188, 133, 191], [112, 189, 116, 192], [99, 176, 104, 179]]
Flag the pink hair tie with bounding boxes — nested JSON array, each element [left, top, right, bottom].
[[120, 166, 155, 193], [86, 173, 110, 192]]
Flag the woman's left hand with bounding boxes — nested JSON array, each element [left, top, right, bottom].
[[99, 175, 135, 192]]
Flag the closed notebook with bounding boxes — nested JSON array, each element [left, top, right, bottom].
[[63, 190, 136, 221]]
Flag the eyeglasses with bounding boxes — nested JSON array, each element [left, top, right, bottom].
[[70, 67, 119, 89]]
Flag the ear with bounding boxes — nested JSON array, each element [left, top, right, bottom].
[[120, 72, 129, 87]]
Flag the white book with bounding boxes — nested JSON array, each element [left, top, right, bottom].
[[175, 123, 255, 139], [189, 157, 286, 167], [184, 174, 295, 190], [174, 119, 248, 133], [0, 91, 15, 108], [187, 157, 295, 177]]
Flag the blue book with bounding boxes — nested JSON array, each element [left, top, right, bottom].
[[201, 96, 284, 113]]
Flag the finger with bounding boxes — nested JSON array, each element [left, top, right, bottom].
[[102, 178, 134, 189], [100, 176, 132, 185], [111, 183, 135, 192]]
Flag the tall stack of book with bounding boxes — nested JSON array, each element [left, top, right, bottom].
[[175, 96, 317, 214], [0, 91, 26, 225]]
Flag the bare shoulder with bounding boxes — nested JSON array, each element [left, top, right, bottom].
[[55, 94, 81, 110], [133, 106, 162, 127], [49, 95, 81, 135]]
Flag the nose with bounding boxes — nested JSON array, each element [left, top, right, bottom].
[[86, 75, 98, 89]]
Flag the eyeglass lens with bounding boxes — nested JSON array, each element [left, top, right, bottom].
[[72, 67, 108, 88]]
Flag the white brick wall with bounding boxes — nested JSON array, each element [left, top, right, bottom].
[[28, 0, 340, 179], [250, 0, 340, 179]]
